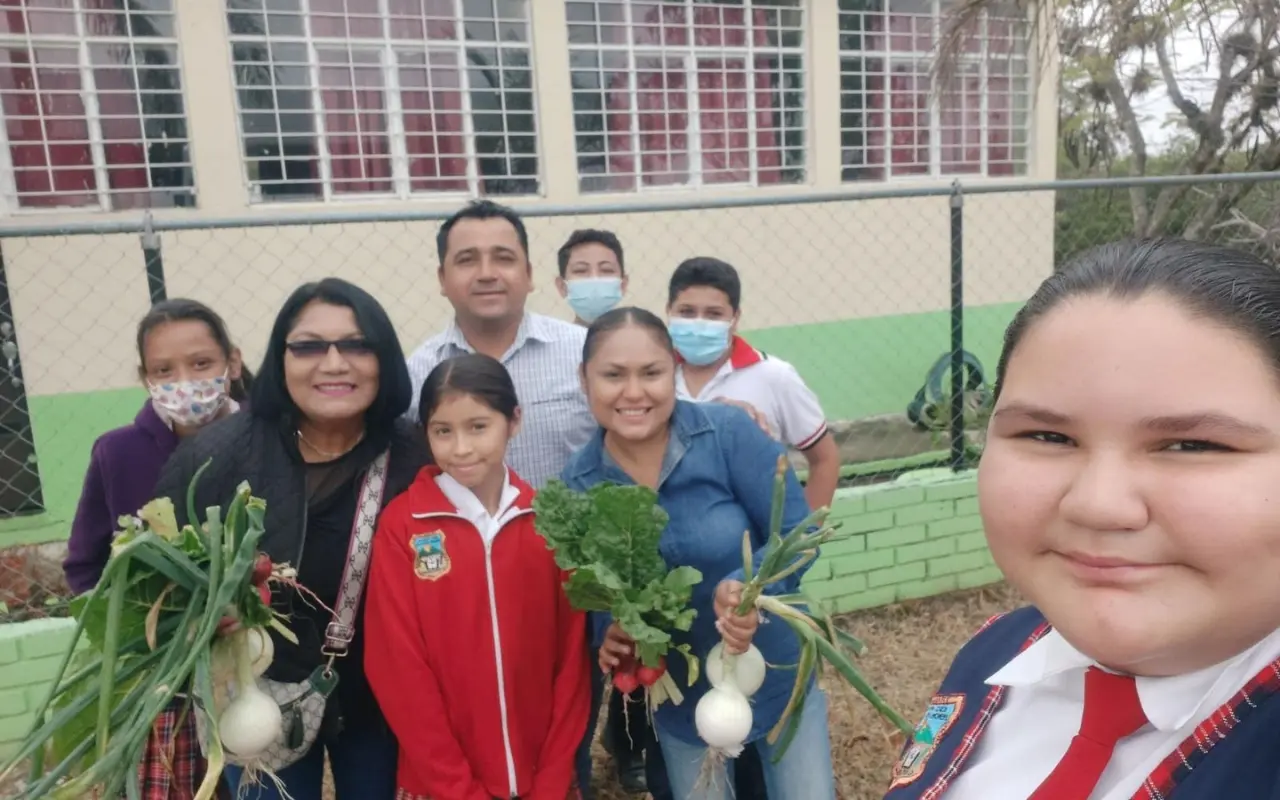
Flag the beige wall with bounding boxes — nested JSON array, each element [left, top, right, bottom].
[[0, 0, 1059, 397]]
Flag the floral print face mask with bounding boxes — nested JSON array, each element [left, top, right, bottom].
[[147, 374, 229, 428]]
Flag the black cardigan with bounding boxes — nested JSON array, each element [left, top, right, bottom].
[[154, 412, 430, 730]]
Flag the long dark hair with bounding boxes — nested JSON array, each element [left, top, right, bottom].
[[136, 298, 252, 401], [418, 353, 519, 427], [251, 278, 412, 448], [996, 237, 1280, 400]]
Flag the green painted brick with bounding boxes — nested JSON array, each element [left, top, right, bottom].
[[0, 712, 32, 744], [866, 525, 927, 551], [18, 630, 75, 660], [820, 533, 867, 558], [897, 575, 959, 601], [894, 501, 956, 526], [0, 655, 59, 689], [831, 549, 895, 576], [0, 638, 17, 665], [896, 538, 957, 564], [803, 578, 842, 600], [955, 531, 990, 553], [864, 486, 926, 511], [0, 689, 25, 717], [828, 494, 866, 517], [804, 558, 833, 582], [833, 586, 899, 612], [957, 565, 1006, 589], [842, 510, 897, 534], [868, 562, 926, 588], [928, 551, 994, 577], [955, 497, 980, 516], [826, 573, 870, 597], [927, 515, 984, 539], [925, 481, 977, 501]]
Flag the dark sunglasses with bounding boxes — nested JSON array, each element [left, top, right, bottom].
[[284, 339, 375, 358]]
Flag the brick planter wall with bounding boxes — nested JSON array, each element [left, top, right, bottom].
[[0, 469, 1002, 759], [0, 617, 77, 757], [801, 470, 1002, 613]]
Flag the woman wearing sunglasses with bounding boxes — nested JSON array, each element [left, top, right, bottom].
[[155, 278, 431, 800]]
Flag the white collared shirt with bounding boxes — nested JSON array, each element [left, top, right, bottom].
[[433, 468, 522, 545], [675, 337, 828, 450], [405, 312, 595, 489], [944, 626, 1280, 800]]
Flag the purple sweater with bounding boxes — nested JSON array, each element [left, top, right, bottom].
[[64, 402, 178, 594]]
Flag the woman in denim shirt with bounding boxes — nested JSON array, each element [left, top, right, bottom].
[[561, 307, 837, 800]]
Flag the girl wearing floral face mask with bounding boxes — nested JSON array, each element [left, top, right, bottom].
[[64, 297, 250, 800]]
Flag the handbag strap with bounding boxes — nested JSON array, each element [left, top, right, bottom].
[[321, 448, 390, 657]]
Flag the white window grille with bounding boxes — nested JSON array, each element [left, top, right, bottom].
[[0, 0, 193, 213], [227, 0, 538, 203], [567, 0, 806, 194], [839, 0, 1031, 181]]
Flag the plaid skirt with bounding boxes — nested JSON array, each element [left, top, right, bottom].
[[132, 701, 206, 800]]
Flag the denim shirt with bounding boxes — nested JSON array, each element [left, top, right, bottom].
[[561, 399, 816, 746]]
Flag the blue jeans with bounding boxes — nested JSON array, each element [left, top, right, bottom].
[[656, 689, 836, 800], [222, 722, 398, 800]]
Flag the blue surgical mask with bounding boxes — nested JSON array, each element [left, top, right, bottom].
[[566, 277, 623, 324], [668, 318, 731, 366]]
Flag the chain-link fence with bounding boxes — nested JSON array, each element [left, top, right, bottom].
[[0, 170, 1275, 620]]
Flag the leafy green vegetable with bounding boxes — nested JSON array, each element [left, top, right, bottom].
[[534, 480, 702, 678]]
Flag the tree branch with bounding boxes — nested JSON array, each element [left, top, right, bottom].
[[1092, 52, 1152, 233]]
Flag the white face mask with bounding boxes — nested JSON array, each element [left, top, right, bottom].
[[148, 374, 230, 428]]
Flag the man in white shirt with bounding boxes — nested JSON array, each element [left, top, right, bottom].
[[667, 257, 841, 510], [555, 229, 628, 326], [405, 200, 595, 490]]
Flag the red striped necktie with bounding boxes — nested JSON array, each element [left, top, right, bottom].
[[1028, 666, 1149, 800]]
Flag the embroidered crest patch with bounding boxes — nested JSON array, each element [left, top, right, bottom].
[[888, 693, 965, 789], [411, 531, 451, 581]]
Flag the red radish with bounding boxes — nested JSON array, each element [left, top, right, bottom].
[[612, 670, 640, 695], [636, 659, 666, 688], [258, 583, 271, 606], [251, 553, 273, 585]]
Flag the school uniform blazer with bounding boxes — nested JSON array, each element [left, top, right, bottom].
[[883, 607, 1280, 800], [363, 465, 589, 800]]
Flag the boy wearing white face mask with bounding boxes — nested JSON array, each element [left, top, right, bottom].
[[668, 257, 841, 513], [64, 298, 249, 800], [555, 229, 628, 326]]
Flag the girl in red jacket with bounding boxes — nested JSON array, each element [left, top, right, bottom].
[[364, 352, 589, 800]]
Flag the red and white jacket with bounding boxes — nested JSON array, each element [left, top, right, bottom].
[[364, 465, 589, 800]]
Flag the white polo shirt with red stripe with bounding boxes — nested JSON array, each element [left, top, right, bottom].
[[675, 336, 829, 451]]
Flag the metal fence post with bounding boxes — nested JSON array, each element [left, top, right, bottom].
[[948, 180, 965, 472], [141, 210, 166, 303]]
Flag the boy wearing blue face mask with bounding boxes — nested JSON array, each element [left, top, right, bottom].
[[668, 257, 841, 513], [555, 229, 627, 325]]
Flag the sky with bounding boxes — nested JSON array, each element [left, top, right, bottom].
[[1118, 15, 1237, 153]]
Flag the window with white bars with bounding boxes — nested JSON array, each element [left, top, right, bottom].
[[0, 0, 193, 213], [567, 0, 806, 194], [839, 0, 1030, 181], [227, 0, 538, 203]]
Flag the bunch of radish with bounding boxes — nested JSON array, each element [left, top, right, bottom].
[[609, 654, 687, 712], [691, 457, 913, 783]]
